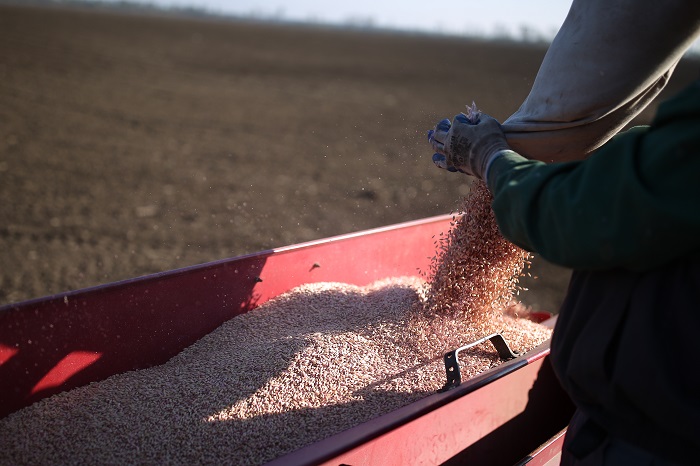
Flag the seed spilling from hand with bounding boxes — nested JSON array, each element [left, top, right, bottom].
[[422, 180, 532, 325]]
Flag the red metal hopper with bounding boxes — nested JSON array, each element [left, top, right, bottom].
[[0, 214, 574, 465]]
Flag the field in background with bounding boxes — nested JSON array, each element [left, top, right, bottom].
[[2, 4, 698, 311]]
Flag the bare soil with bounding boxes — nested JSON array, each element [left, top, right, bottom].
[[1, 4, 698, 310]]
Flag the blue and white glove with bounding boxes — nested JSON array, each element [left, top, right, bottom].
[[428, 104, 510, 181]]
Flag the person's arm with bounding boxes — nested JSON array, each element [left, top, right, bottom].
[[502, 0, 700, 163], [488, 81, 700, 271]]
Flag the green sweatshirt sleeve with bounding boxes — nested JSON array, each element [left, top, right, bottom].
[[486, 80, 700, 272]]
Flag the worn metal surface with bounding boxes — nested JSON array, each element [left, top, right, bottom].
[[0, 214, 453, 419]]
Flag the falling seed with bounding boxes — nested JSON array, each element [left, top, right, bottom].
[[421, 180, 532, 326]]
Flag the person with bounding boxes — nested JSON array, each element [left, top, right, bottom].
[[428, 1, 700, 464]]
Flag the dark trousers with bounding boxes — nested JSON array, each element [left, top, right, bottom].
[[561, 411, 684, 466]]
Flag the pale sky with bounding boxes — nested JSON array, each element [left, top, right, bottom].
[[86, 0, 700, 54], [93, 0, 574, 40]]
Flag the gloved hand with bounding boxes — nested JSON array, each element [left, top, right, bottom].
[[428, 110, 510, 181]]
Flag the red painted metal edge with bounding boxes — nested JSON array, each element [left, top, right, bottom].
[[264, 346, 538, 466], [0, 214, 454, 419], [514, 428, 567, 466], [265, 341, 574, 466]]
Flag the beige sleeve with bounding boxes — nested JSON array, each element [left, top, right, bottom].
[[502, 0, 700, 162]]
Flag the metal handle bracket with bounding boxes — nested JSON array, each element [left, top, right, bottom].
[[439, 333, 518, 392]]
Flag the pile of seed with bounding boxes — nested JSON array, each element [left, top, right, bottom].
[[0, 276, 551, 466], [423, 180, 532, 323]]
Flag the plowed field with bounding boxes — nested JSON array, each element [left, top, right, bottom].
[[2, 4, 697, 310]]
